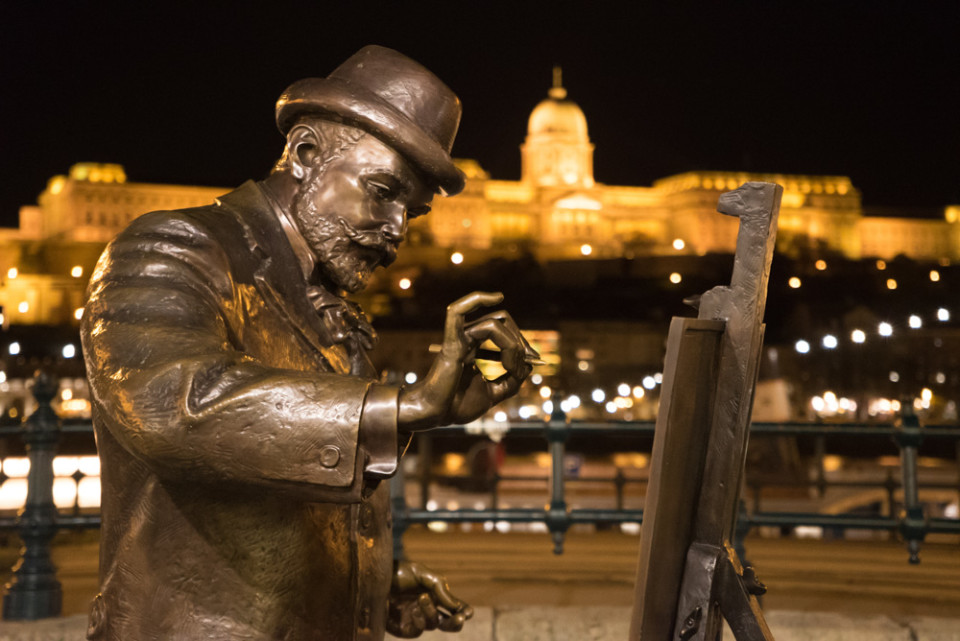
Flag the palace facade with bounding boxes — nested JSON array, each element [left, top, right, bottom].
[[2, 73, 958, 326]]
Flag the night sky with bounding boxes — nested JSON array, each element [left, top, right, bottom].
[[1, 2, 958, 228]]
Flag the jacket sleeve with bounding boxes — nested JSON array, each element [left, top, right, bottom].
[[81, 210, 393, 502]]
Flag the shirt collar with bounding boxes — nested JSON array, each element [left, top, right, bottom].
[[257, 182, 316, 281]]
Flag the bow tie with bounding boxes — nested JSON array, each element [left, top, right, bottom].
[[305, 285, 378, 353]]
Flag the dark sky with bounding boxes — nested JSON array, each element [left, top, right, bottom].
[[1, 2, 958, 228]]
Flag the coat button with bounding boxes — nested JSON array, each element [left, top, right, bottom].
[[319, 445, 341, 468]]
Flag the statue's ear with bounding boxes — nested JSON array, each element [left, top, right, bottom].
[[286, 124, 320, 181]]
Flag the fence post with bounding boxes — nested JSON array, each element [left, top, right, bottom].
[[544, 408, 570, 554], [2, 371, 63, 620], [894, 407, 925, 564]]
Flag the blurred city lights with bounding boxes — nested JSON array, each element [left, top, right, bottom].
[[878, 322, 893, 337], [788, 277, 801, 289], [6, 268, 17, 279], [530, 373, 542, 385], [929, 270, 940, 282], [642, 376, 656, 390], [604, 401, 617, 414], [404, 372, 418, 384], [795, 340, 810, 354], [654, 373, 662, 384], [8, 342, 20, 355], [632, 386, 645, 399], [577, 360, 589, 371], [937, 308, 950, 321], [580, 244, 593, 256], [591, 388, 605, 403], [876, 260, 887, 270], [493, 411, 507, 422], [921, 388, 933, 403], [74, 307, 84, 320], [18, 302, 28, 313], [851, 329, 866, 343], [71, 265, 83, 278], [617, 383, 630, 396], [518, 405, 535, 419], [542, 400, 554, 415], [62, 344, 76, 358], [398, 277, 412, 290], [672, 238, 685, 250], [908, 315, 922, 329], [822, 334, 838, 349], [566, 395, 581, 409], [450, 252, 464, 265], [669, 272, 682, 284], [539, 386, 552, 399], [886, 278, 897, 290], [935, 372, 946, 384], [889, 371, 900, 382], [815, 260, 827, 271]]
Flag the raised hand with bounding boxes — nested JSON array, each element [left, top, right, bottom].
[[397, 291, 537, 432]]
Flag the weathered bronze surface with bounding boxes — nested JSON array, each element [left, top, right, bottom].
[[81, 45, 533, 641], [630, 182, 782, 641]]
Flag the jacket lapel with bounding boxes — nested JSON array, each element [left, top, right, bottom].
[[217, 182, 352, 375]]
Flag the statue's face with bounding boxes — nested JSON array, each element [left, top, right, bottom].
[[292, 134, 433, 293]]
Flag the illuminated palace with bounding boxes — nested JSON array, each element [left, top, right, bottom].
[[2, 70, 959, 326]]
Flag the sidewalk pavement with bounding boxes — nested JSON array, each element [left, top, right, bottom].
[[2, 608, 958, 641]]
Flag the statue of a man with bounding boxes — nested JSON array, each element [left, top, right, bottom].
[[80, 45, 534, 641]]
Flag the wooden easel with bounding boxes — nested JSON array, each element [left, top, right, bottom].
[[630, 182, 783, 641]]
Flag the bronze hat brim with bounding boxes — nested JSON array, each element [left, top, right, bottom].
[[277, 77, 465, 197]]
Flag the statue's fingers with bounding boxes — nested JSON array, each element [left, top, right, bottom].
[[439, 609, 472, 632], [487, 369, 527, 404], [444, 292, 504, 351], [408, 603, 427, 636], [463, 320, 523, 366], [418, 593, 441, 630]]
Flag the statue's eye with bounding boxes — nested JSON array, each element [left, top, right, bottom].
[[368, 181, 395, 201]]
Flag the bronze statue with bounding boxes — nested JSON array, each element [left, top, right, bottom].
[[80, 45, 536, 641]]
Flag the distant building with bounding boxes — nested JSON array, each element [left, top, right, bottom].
[[2, 71, 958, 326]]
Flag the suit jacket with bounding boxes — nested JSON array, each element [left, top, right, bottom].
[[81, 181, 401, 641]]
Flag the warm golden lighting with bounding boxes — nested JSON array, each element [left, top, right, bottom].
[[443, 453, 465, 474], [398, 278, 412, 290], [788, 277, 801, 289], [929, 270, 940, 282], [669, 272, 682, 284], [17, 301, 29, 314], [886, 278, 897, 290], [450, 252, 464, 265], [71, 265, 84, 278], [823, 455, 844, 473], [815, 260, 827, 270], [6, 267, 17, 279], [672, 238, 685, 250], [613, 452, 649, 469], [876, 260, 887, 270], [74, 307, 84, 320], [580, 243, 593, 256]]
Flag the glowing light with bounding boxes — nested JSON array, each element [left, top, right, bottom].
[[17, 302, 28, 314], [566, 395, 581, 409], [632, 386, 645, 399], [822, 335, 838, 349], [518, 406, 534, 419], [788, 277, 801, 289], [0, 371, 5, 384], [889, 371, 900, 382], [539, 386, 552, 399], [1, 457, 30, 477], [398, 278, 412, 290], [71, 265, 84, 278], [0, 479, 28, 510], [450, 252, 464, 265], [530, 373, 542, 385], [404, 372, 418, 384], [62, 344, 76, 359], [823, 455, 843, 473], [937, 308, 950, 322], [811, 396, 825, 412], [876, 260, 887, 270], [935, 372, 946, 384], [614, 396, 633, 409], [493, 411, 507, 423], [909, 315, 922, 329], [8, 342, 20, 355], [921, 388, 933, 402], [580, 244, 593, 256], [604, 401, 617, 414], [577, 360, 589, 371], [669, 272, 682, 284], [886, 278, 897, 290], [815, 260, 827, 271], [6, 268, 17, 279], [930, 270, 940, 282], [61, 388, 73, 401], [591, 389, 605, 403], [878, 322, 893, 337], [79, 456, 100, 477], [74, 307, 84, 320], [642, 376, 656, 390], [53, 478, 78, 509], [851, 329, 866, 344], [617, 383, 631, 397], [672, 238, 685, 250], [654, 373, 662, 384], [542, 400, 554, 414]]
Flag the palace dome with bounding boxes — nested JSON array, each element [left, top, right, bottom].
[[527, 80, 589, 142]]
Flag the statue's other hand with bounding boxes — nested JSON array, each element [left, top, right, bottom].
[[386, 561, 473, 637]]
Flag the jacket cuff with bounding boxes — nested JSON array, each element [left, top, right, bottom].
[[359, 384, 400, 479]]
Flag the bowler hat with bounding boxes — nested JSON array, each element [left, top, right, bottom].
[[276, 45, 465, 196]]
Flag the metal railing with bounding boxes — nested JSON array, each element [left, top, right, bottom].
[[2, 374, 960, 620]]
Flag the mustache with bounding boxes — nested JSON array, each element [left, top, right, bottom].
[[337, 219, 400, 264]]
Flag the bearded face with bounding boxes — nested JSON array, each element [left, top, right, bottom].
[[289, 131, 432, 293]]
